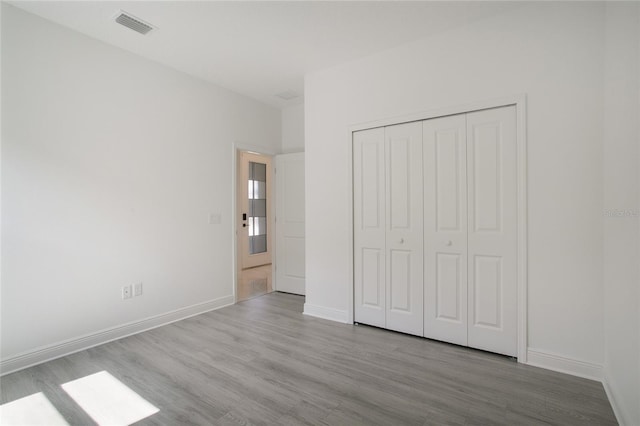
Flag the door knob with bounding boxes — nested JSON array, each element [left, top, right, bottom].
[[445, 240, 452, 246], [399, 238, 404, 244]]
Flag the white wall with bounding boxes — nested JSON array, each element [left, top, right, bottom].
[[603, 4, 640, 425], [281, 103, 305, 153], [305, 2, 606, 367], [1, 4, 281, 362]]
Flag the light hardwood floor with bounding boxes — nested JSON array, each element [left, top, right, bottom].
[[1, 293, 616, 425]]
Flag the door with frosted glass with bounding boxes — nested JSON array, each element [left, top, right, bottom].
[[240, 152, 272, 269]]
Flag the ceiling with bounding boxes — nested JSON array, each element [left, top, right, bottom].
[[9, 1, 521, 109]]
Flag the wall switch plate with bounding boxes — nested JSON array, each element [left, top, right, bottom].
[[122, 285, 132, 300], [134, 282, 143, 297]]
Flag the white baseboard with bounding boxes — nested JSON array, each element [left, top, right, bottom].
[[602, 374, 634, 426], [0, 295, 235, 376], [526, 348, 603, 381], [303, 303, 349, 323]]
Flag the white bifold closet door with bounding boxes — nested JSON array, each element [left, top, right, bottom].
[[385, 122, 424, 336], [466, 107, 517, 356], [355, 105, 516, 356], [354, 127, 386, 328], [423, 114, 469, 346], [423, 106, 517, 356], [354, 122, 424, 336]]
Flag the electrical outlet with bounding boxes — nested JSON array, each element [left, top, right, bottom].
[[134, 282, 143, 297], [122, 285, 132, 300]]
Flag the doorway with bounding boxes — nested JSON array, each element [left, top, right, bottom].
[[236, 150, 273, 302]]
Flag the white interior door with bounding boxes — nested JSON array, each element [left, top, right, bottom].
[[466, 106, 517, 356], [275, 152, 306, 295], [239, 151, 272, 269], [354, 105, 517, 355], [354, 128, 386, 328], [385, 122, 424, 336], [423, 114, 468, 346]]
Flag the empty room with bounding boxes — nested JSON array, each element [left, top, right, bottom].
[[1, 1, 639, 425]]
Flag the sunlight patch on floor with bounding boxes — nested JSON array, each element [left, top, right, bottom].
[[61, 371, 158, 425], [0, 392, 69, 426]]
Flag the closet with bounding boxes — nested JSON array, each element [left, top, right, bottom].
[[353, 105, 517, 357], [353, 121, 424, 337]]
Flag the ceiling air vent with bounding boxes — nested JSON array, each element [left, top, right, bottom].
[[115, 11, 155, 35]]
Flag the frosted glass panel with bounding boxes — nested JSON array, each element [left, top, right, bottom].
[[248, 161, 267, 254], [250, 199, 266, 218]]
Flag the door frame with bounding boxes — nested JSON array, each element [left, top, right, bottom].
[[347, 94, 528, 362], [232, 142, 277, 303]]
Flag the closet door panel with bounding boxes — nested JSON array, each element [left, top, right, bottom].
[[436, 253, 463, 321], [473, 255, 502, 328], [354, 128, 386, 328], [385, 122, 423, 336], [467, 106, 517, 356], [423, 115, 468, 346], [361, 248, 384, 307], [389, 249, 411, 311]]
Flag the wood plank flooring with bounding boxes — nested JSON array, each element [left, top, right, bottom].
[[1, 293, 617, 425]]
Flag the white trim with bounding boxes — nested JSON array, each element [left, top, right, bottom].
[[516, 97, 529, 363], [346, 126, 355, 324], [232, 141, 278, 158], [0, 295, 234, 376], [347, 95, 528, 362], [303, 303, 349, 323], [602, 375, 631, 426], [526, 348, 603, 382], [349, 95, 527, 133]]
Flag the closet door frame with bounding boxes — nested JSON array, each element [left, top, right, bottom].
[[348, 95, 528, 362]]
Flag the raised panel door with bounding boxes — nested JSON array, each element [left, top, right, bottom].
[[385, 122, 423, 336], [354, 128, 386, 327], [466, 106, 517, 356], [275, 152, 306, 295], [423, 114, 468, 346]]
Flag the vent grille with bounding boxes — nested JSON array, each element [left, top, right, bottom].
[[115, 11, 154, 35]]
